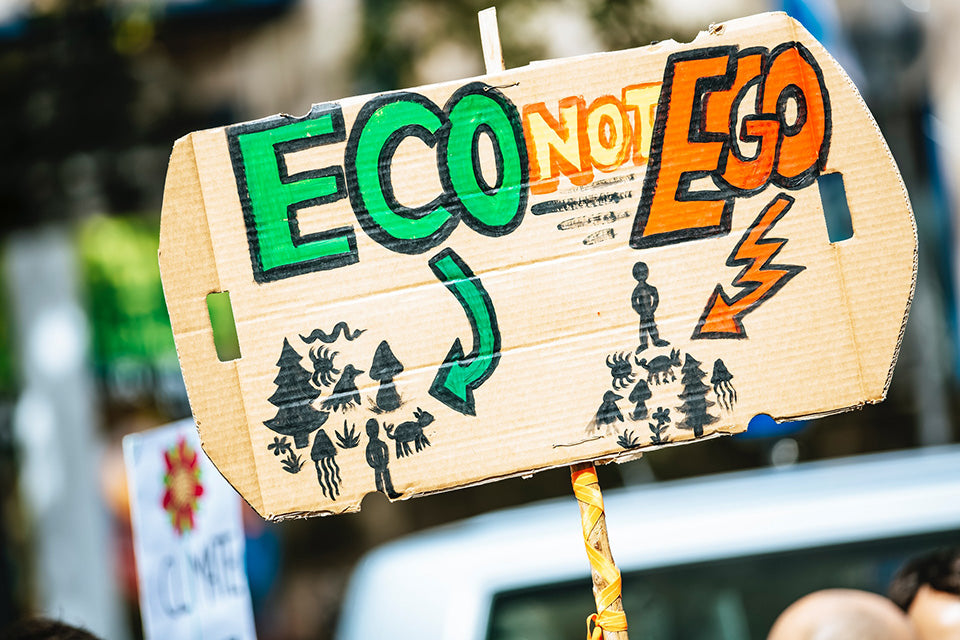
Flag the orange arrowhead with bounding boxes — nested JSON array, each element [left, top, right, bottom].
[[693, 287, 747, 338]]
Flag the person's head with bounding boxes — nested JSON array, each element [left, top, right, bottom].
[[767, 589, 917, 640], [365, 418, 379, 438], [632, 261, 648, 282], [3, 618, 101, 639], [889, 548, 960, 639]]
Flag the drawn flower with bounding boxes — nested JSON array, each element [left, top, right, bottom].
[[652, 407, 671, 425], [161, 437, 204, 536], [268, 436, 291, 457]]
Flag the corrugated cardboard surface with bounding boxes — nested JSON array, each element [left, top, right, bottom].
[[160, 12, 916, 519]]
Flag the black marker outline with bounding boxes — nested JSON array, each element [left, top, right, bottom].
[[440, 82, 528, 239], [228, 103, 358, 284], [344, 91, 459, 255]]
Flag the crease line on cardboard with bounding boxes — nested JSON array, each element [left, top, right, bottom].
[[186, 132, 269, 516]]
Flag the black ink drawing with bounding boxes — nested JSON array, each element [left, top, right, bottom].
[[531, 191, 631, 216], [606, 352, 636, 390], [649, 407, 671, 444], [593, 390, 624, 433], [637, 348, 681, 385], [677, 354, 717, 438], [385, 408, 433, 458], [264, 338, 330, 448], [309, 346, 340, 388], [711, 359, 737, 411], [268, 435, 304, 474], [616, 429, 642, 450], [632, 261, 669, 353], [365, 419, 402, 499], [628, 378, 652, 420], [268, 436, 291, 457], [583, 229, 615, 245], [583, 260, 740, 449], [557, 210, 630, 231], [369, 341, 404, 412], [301, 322, 365, 343], [311, 429, 341, 499], [322, 364, 364, 412], [336, 421, 361, 449], [281, 451, 304, 474]]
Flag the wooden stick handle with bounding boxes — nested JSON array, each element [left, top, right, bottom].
[[571, 462, 629, 640], [476, 10, 629, 638]]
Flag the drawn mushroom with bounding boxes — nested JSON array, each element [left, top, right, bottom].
[[628, 379, 652, 420], [369, 341, 404, 412]]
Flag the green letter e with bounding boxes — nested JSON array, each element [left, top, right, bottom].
[[228, 104, 358, 283]]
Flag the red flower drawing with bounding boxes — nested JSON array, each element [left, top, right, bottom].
[[161, 437, 204, 535]]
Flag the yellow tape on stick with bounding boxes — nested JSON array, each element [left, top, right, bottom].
[[571, 464, 629, 639]]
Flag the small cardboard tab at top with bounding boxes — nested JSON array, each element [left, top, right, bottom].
[[159, 12, 916, 519]]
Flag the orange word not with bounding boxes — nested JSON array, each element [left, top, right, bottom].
[[522, 84, 661, 195]]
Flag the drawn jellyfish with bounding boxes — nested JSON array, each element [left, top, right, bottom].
[[311, 429, 342, 499], [711, 359, 737, 411], [309, 347, 340, 388], [606, 352, 636, 390]]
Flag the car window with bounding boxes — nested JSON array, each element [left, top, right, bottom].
[[486, 531, 958, 640]]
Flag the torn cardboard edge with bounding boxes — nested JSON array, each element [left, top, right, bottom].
[[159, 11, 917, 520]]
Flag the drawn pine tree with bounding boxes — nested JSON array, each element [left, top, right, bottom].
[[676, 354, 717, 438], [264, 338, 329, 448]]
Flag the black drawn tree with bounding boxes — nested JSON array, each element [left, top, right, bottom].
[[369, 341, 404, 412], [264, 338, 329, 448], [676, 354, 717, 438]]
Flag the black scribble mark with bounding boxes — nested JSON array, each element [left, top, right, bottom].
[[606, 352, 635, 389], [531, 191, 631, 215], [309, 346, 340, 388], [281, 451, 304, 474], [335, 421, 361, 449], [583, 229, 615, 245], [557, 210, 631, 231], [301, 322, 365, 344], [617, 429, 642, 450], [711, 359, 737, 411], [574, 175, 634, 191]]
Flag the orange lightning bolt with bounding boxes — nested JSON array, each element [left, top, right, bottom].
[[693, 193, 805, 339]]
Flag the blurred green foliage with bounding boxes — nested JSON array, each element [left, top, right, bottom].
[[77, 215, 175, 377]]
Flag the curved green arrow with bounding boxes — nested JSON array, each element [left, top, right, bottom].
[[428, 248, 501, 416]]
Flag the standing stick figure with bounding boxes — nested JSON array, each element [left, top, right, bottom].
[[632, 261, 669, 353], [364, 419, 401, 499]]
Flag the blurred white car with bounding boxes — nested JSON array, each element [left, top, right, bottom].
[[337, 446, 960, 640]]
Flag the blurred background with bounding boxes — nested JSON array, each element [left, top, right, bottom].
[[0, 0, 956, 638]]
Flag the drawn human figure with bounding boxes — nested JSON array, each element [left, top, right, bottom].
[[631, 261, 669, 353], [364, 419, 401, 499]]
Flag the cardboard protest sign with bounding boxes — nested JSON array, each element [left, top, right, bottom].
[[124, 420, 257, 640], [159, 12, 916, 519]]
